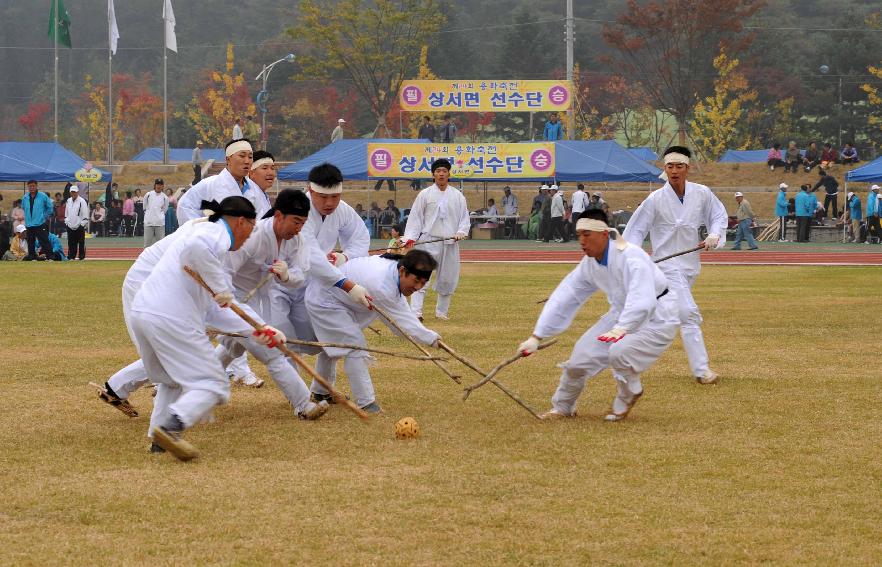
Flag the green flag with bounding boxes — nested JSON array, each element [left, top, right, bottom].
[[48, 0, 72, 48]]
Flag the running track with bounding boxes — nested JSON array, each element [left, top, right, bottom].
[[86, 247, 882, 266]]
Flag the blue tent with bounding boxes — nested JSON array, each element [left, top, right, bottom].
[[628, 147, 658, 162], [0, 141, 111, 182], [278, 139, 661, 183], [131, 147, 225, 162], [846, 156, 882, 182]]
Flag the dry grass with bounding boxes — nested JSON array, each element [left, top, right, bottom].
[[1, 261, 880, 565]]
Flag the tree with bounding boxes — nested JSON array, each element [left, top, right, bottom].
[[275, 84, 358, 159], [182, 43, 255, 147], [289, 0, 443, 137], [602, 0, 764, 146], [861, 12, 882, 148], [690, 49, 757, 160], [18, 103, 51, 141]]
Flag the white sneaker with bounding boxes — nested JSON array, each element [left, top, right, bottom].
[[297, 400, 329, 421], [605, 382, 643, 422], [435, 313, 450, 320], [539, 408, 576, 420], [230, 372, 265, 388], [696, 370, 719, 385]]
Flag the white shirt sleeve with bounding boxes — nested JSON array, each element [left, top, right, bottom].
[[616, 255, 660, 332], [403, 190, 426, 242], [705, 191, 729, 246], [176, 181, 207, 223], [622, 195, 654, 246], [455, 192, 471, 235], [338, 206, 371, 259]]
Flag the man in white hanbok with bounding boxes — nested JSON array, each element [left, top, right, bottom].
[[519, 210, 680, 421], [176, 139, 257, 223], [403, 158, 470, 320], [130, 197, 287, 460], [622, 146, 727, 385], [306, 250, 442, 413]]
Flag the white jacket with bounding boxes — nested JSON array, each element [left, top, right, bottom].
[[142, 190, 169, 227], [64, 196, 89, 230]]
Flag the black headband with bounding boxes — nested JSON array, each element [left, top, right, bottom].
[[201, 199, 257, 222]]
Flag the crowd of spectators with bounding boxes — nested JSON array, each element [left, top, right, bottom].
[[768, 141, 860, 173]]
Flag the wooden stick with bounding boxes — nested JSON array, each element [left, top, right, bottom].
[[241, 272, 275, 303], [367, 326, 382, 336], [184, 266, 369, 420], [205, 328, 448, 361], [460, 339, 557, 400], [366, 235, 457, 253], [369, 303, 461, 384], [436, 340, 545, 420]]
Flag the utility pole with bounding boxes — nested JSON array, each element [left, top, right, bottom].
[[565, 0, 574, 140]]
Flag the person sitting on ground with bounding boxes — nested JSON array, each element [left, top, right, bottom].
[[3, 224, 28, 261], [767, 142, 786, 170], [91, 201, 106, 237], [784, 141, 802, 173], [820, 142, 838, 167], [36, 230, 67, 261], [840, 142, 859, 165], [803, 142, 821, 172]]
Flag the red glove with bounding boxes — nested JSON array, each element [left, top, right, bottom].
[[253, 326, 286, 348], [404, 239, 416, 248]]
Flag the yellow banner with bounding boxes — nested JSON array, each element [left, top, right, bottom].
[[399, 80, 573, 112], [367, 143, 555, 179]]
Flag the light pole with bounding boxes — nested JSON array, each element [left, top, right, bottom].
[[819, 65, 843, 149], [255, 53, 295, 150]]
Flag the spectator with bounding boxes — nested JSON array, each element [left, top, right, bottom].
[[354, 203, 367, 220], [52, 192, 66, 236], [866, 185, 881, 243], [767, 142, 785, 170], [331, 118, 345, 142], [383, 199, 401, 223], [588, 191, 610, 219], [803, 142, 821, 172], [784, 141, 802, 173], [11, 199, 24, 232], [775, 183, 790, 242], [820, 142, 838, 167], [485, 198, 499, 224], [37, 231, 67, 261], [730, 192, 758, 250], [21, 179, 53, 261], [570, 183, 588, 225], [90, 201, 106, 237], [531, 184, 547, 215], [232, 117, 243, 139], [543, 112, 564, 141], [64, 186, 89, 260], [501, 186, 519, 238], [122, 191, 136, 236], [846, 191, 862, 243], [386, 224, 403, 253], [840, 142, 859, 165], [538, 185, 553, 242], [547, 185, 569, 243], [812, 168, 840, 222], [106, 199, 123, 236], [192, 140, 203, 184], [133, 188, 144, 236], [3, 224, 28, 261], [143, 179, 170, 247], [417, 115, 435, 142], [244, 114, 260, 141], [164, 189, 179, 236], [438, 114, 457, 143], [794, 184, 815, 242]]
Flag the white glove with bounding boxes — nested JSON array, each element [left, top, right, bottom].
[[270, 259, 289, 282], [518, 335, 540, 356], [597, 326, 627, 343], [703, 233, 720, 250], [213, 291, 234, 308], [328, 252, 348, 267], [454, 232, 468, 241], [347, 283, 373, 309], [252, 325, 286, 348]]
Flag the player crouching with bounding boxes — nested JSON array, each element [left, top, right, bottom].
[[518, 210, 680, 421]]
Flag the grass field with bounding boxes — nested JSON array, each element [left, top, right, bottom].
[[1, 261, 880, 565]]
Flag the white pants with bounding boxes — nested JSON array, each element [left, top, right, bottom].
[[306, 296, 376, 408], [130, 312, 230, 437], [270, 286, 321, 355], [215, 334, 312, 412], [409, 239, 459, 317], [550, 311, 677, 415], [663, 269, 710, 377], [143, 225, 165, 248], [107, 280, 150, 398]]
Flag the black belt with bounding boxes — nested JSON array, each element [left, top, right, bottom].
[[656, 288, 669, 300]]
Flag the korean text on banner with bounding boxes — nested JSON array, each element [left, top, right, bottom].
[[399, 80, 573, 112], [367, 143, 555, 179]]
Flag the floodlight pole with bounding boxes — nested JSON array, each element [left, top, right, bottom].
[[565, 0, 574, 140], [255, 54, 295, 150]]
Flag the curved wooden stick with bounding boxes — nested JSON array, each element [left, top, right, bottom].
[[369, 303, 461, 384], [206, 328, 448, 362], [436, 340, 544, 420], [366, 235, 457, 253], [184, 266, 369, 420], [242, 272, 275, 303], [462, 339, 558, 399]]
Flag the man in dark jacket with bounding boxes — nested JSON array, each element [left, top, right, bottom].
[[812, 168, 840, 222]]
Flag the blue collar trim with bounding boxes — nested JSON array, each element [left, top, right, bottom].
[[218, 218, 234, 250]]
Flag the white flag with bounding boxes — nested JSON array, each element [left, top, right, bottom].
[[108, 0, 120, 55], [163, 0, 177, 53]]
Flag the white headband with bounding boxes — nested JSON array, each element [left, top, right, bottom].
[[308, 181, 343, 195], [575, 218, 628, 251], [663, 152, 690, 165], [251, 157, 274, 170], [225, 140, 253, 157]]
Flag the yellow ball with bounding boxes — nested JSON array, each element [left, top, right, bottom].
[[394, 417, 420, 439]]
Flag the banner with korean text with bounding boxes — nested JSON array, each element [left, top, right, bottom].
[[367, 143, 555, 179], [399, 80, 573, 112]]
